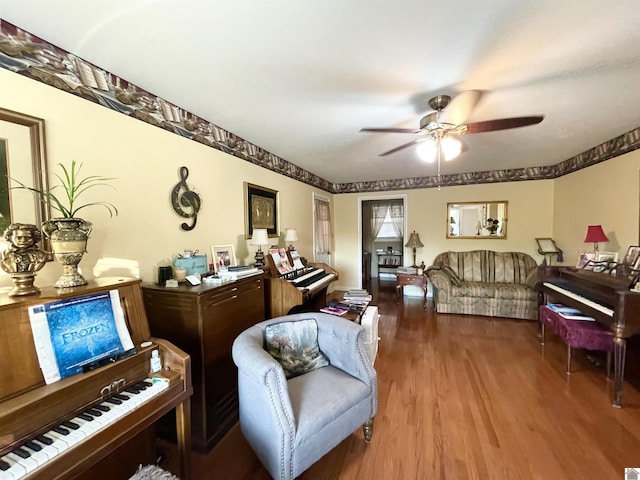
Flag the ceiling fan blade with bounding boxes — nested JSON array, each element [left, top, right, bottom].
[[379, 138, 426, 156], [360, 127, 422, 134], [439, 90, 484, 125], [462, 115, 544, 134]]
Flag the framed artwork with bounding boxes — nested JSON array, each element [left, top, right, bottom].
[[244, 182, 279, 239], [577, 251, 596, 269], [0, 108, 50, 237], [535, 238, 560, 254], [590, 251, 619, 273], [211, 245, 236, 273], [596, 251, 618, 264], [623, 246, 640, 266]]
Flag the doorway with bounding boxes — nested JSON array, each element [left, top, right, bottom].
[[360, 196, 407, 287]]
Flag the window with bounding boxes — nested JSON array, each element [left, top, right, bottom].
[[375, 210, 399, 239]]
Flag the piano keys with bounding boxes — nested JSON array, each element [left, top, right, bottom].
[[0, 379, 166, 479], [264, 249, 338, 318], [538, 265, 640, 407], [0, 278, 193, 479]]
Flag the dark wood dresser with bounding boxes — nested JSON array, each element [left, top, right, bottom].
[[142, 273, 265, 451]]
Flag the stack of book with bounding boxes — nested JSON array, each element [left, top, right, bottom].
[[546, 303, 595, 321], [218, 266, 262, 280], [343, 289, 372, 305]]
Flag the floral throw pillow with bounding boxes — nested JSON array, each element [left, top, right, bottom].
[[264, 318, 329, 379]]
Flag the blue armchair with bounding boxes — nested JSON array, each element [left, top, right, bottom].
[[232, 312, 377, 480]]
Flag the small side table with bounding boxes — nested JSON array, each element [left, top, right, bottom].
[[396, 273, 428, 309]]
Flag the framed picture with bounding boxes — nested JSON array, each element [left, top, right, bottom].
[[211, 245, 236, 273], [623, 246, 640, 266], [596, 251, 618, 264], [0, 108, 50, 239], [244, 182, 279, 239], [535, 237, 560, 254], [577, 251, 596, 269]]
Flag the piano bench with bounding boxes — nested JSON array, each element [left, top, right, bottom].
[[539, 305, 614, 375]]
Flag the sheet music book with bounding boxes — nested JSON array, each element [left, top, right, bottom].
[[28, 290, 135, 384], [269, 247, 294, 274], [288, 249, 305, 270]]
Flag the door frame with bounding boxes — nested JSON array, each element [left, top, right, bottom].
[[358, 194, 407, 287]]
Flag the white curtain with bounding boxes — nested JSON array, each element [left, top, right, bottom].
[[371, 204, 388, 239], [363, 199, 404, 278], [314, 197, 332, 258], [388, 203, 404, 238]]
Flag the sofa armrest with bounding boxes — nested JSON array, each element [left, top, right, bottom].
[[427, 267, 452, 303]]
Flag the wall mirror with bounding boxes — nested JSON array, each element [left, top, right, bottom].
[[0, 108, 50, 229], [447, 201, 508, 239]]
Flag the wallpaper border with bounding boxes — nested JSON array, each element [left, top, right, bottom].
[[1, 20, 638, 195]]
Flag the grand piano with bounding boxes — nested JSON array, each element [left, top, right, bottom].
[[0, 277, 192, 479], [264, 248, 338, 318], [538, 265, 640, 407]]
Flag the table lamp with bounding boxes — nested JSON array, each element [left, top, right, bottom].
[[405, 231, 424, 268], [285, 228, 298, 251], [584, 225, 608, 252], [250, 228, 269, 267]]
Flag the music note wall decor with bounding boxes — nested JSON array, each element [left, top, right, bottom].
[[171, 166, 201, 231]]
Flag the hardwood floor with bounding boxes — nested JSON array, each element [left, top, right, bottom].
[[166, 278, 640, 479]]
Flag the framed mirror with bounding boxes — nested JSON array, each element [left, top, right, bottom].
[[0, 108, 50, 247], [447, 201, 508, 239]]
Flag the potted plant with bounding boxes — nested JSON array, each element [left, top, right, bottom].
[[12, 159, 117, 287]]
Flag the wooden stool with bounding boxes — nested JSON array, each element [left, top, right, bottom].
[[539, 305, 614, 375]]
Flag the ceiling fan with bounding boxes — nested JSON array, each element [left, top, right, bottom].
[[360, 90, 544, 163]]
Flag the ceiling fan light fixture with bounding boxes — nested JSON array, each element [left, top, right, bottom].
[[416, 136, 462, 163], [416, 138, 437, 163], [441, 136, 462, 161]]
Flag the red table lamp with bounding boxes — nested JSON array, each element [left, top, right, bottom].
[[584, 225, 608, 252]]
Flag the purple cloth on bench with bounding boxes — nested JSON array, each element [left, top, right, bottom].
[[539, 305, 614, 352]]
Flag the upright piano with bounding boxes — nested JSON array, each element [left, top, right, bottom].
[[264, 249, 338, 318], [0, 277, 192, 479], [538, 265, 640, 407]]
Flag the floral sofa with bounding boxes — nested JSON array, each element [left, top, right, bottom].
[[426, 250, 539, 320]]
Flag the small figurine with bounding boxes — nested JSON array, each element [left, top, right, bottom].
[[1, 223, 52, 296]]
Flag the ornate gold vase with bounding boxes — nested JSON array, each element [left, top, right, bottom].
[[42, 218, 92, 288]]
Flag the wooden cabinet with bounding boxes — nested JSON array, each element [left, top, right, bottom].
[[142, 274, 265, 452]]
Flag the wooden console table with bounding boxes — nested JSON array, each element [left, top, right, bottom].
[[396, 272, 428, 308]]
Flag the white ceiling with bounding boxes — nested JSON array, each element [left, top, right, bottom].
[[2, 0, 640, 185]]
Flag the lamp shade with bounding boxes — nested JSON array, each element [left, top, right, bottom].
[[584, 225, 608, 244], [405, 231, 424, 249], [284, 228, 298, 243], [250, 228, 269, 246]]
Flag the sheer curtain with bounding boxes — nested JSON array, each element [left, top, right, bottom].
[[388, 202, 404, 238], [314, 196, 332, 263], [362, 199, 404, 278]]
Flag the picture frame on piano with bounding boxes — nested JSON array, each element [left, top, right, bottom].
[[211, 244, 236, 273], [623, 245, 640, 266], [577, 251, 596, 269], [244, 182, 279, 239], [595, 251, 618, 265]]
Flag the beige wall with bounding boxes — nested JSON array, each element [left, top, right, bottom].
[[553, 150, 640, 266], [0, 68, 330, 288], [334, 180, 555, 289], [2, 67, 639, 294]]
